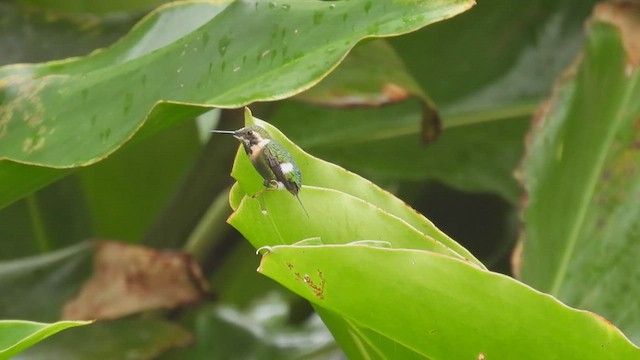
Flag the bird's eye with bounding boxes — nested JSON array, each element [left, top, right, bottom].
[[247, 130, 253, 136]]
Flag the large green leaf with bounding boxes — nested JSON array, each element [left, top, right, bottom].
[[519, 3, 640, 343], [0, 320, 90, 360], [231, 186, 463, 259], [258, 244, 640, 359], [226, 109, 482, 267], [0, 0, 474, 208]]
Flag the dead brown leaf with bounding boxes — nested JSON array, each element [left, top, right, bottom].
[[63, 241, 209, 320]]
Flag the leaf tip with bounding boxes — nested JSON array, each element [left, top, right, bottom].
[[244, 106, 254, 125]]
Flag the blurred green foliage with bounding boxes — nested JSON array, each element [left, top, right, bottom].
[[2, 0, 640, 358]]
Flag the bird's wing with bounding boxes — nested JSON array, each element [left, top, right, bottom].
[[264, 145, 299, 195]]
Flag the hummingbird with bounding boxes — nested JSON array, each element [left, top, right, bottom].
[[211, 125, 309, 217]]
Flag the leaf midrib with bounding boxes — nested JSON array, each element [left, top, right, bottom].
[[549, 70, 639, 296]]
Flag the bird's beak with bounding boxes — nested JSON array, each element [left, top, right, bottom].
[[210, 130, 235, 135], [211, 129, 248, 144], [211, 129, 242, 140]]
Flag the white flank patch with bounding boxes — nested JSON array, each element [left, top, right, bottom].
[[280, 162, 294, 174], [257, 138, 271, 147], [275, 181, 286, 190]]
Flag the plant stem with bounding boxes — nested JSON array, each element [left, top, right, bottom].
[[25, 194, 50, 253], [184, 186, 232, 263]]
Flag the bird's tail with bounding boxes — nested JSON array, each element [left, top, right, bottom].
[[296, 194, 310, 218]]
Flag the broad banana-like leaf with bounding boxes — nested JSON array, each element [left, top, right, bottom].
[[518, 2, 640, 344], [0, 0, 475, 208], [258, 244, 640, 359]]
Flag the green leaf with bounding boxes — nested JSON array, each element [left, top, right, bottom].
[[0, 320, 90, 360], [519, 4, 640, 343], [228, 109, 483, 267], [258, 244, 640, 359], [231, 186, 462, 259]]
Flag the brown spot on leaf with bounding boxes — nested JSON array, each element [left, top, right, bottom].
[[593, 2, 640, 68], [0, 74, 64, 155], [294, 269, 325, 300], [63, 241, 209, 320]]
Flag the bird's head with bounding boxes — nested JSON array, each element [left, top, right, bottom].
[[211, 125, 272, 148], [232, 125, 272, 147]]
